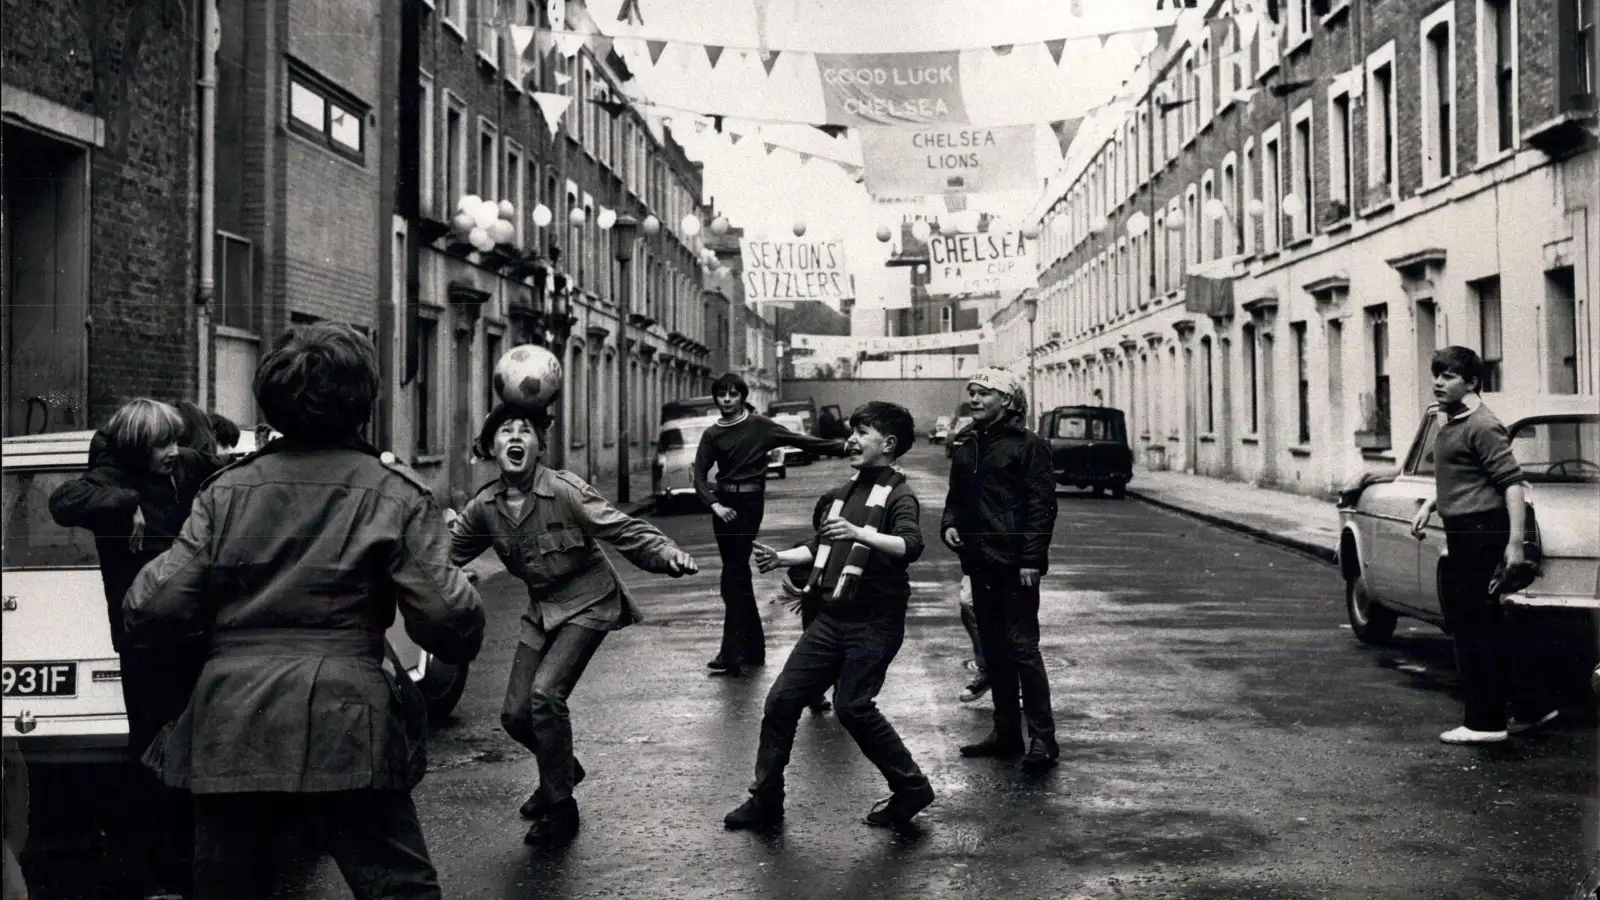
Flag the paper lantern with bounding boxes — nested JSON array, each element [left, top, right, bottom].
[[498, 200, 516, 220], [597, 208, 617, 230], [451, 212, 477, 237], [1204, 198, 1228, 222], [468, 227, 495, 252], [473, 200, 500, 230], [876, 225, 892, 242], [1089, 215, 1110, 235], [1165, 209, 1186, 230], [1020, 223, 1042, 239], [680, 214, 702, 237], [488, 219, 516, 245], [711, 216, 730, 235], [458, 194, 482, 215], [792, 220, 807, 237], [1281, 193, 1304, 219], [1246, 198, 1266, 219], [532, 204, 553, 227], [1125, 211, 1150, 237], [910, 220, 932, 242], [717, 266, 731, 277], [569, 207, 587, 226], [642, 214, 662, 236]]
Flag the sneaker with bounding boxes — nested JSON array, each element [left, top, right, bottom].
[[1508, 710, 1560, 735], [958, 731, 1025, 758], [864, 783, 935, 827], [723, 794, 784, 830], [1019, 736, 1060, 771], [959, 672, 990, 703], [519, 758, 587, 819], [1439, 726, 1508, 744], [707, 656, 731, 671], [964, 659, 982, 673], [523, 798, 580, 845]]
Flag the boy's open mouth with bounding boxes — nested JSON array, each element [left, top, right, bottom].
[[506, 444, 527, 464]]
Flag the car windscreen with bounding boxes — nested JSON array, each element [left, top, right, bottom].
[[2, 468, 101, 570], [657, 425, 710, 451], [1052, 414, 1124, 442], [1509, 416, 1600, 484]]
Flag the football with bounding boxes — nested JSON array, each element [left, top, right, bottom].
[[492, 344, 564, 409]]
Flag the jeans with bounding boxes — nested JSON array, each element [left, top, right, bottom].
[[502, 625, 608, 804], [959, 595, 985, 671], [969, 569, 1055, 742], [712, 491, 767, 665], [119, 643, 206, 890], [750, 612, 928, 799], [192, 790, 439, 900], [1442, 508, 1554, 732]]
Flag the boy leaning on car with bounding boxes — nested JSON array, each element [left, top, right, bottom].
[[1410, 346, 1558, 745]]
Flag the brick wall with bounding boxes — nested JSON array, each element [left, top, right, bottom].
[[3, 0, 197, 425]]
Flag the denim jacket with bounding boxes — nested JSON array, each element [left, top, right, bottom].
[[450, 465, 680, 643]]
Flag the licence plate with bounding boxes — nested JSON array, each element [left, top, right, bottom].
[[1, 662, 78, 698]]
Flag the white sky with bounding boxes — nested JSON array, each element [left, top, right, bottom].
[[582, 0, 1183, 315]]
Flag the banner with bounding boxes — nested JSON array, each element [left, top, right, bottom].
[[790, 327, 994, 356], [815, 51, 967, 127], [740, 238, 851, 302], [860, 124, 1037, 196], [926, 230, 1038, 295]]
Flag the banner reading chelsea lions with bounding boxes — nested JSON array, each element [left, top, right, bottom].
[[740, 238, 852, 302], [860, 125, 1038, 197], [815, 51, 967, 127], [926, 230, 1038, 296]]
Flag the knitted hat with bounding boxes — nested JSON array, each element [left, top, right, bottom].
[[967, 367, 1026, 412]]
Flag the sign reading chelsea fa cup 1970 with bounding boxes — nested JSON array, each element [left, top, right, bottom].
[[926, 230, 1039, 296]]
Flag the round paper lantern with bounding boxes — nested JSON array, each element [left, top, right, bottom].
[[1246, 198, 1266, 219], [458, 194, 482, 215], [498, 200, 516, 220], [569, 207, 587, 226], [532, 204, 553, 227], [1281, 193, 1304, 219], [1020, 223, 1042, 239], [642, 214, 662, 236], [468, 227, 495, 252], [910, 220, 932, 242], [473, 200, 500, 230], [717, 266, 731, 277], [488, 219, 516, 245], [1089, 215, 1110, 235], [711, 216, 730, 235], [1125, 211, 1150, 237], [597, 208, 617, 230], [680, 214, 702, 237], [1165, 209, 1186, 230], [792, 220, 807, 237], [451, 212, 477, 237], [492, 343, 565, 409], [876, 225, 892, 242], [1204, 198, 1228, 222]]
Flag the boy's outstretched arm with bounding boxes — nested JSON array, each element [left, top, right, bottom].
[[566, 477, 697, 575]]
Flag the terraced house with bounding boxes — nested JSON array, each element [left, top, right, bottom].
[[1001, 0, 1596, 498]]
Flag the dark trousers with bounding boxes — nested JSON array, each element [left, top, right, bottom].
[[118, 644, 206, 890], [1442, 508, 1554, 732], [192, 790, 439, 900], [712, 491, 767, 665], [502, 625, 608, 805], [959, 594, 986, 671], [750, 611, 927, 799], [969, 569, 1055, 742]]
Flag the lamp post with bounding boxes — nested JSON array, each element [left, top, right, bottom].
[[1023, 293, 1039, 429], [612, 214, 639, 504]]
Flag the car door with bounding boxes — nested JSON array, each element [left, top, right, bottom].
[[1359, 415, 1439, 612]]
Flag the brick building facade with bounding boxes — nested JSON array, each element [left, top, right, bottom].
[[3, 0, 199, 436], [1000, 0, 1596, 497]]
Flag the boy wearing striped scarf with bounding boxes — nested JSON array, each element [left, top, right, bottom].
[[724, 402, 935, 830]]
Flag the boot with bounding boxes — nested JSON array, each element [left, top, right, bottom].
[[1019, 736, 1060, 771], [864, 783, 935, 827], [523, 798, 580, 845], [959, 730, 1025, 758], [723, 794, 784, 830], [519, 757, 586, 819]]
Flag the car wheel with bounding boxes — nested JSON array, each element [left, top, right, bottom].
[[415, 655, 470, 721], [1110, 482, 1126, 499], [1091, 485, 1104, 496], [1345, 572, 1398, 645]]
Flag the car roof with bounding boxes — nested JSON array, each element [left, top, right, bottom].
[[659, 414, 718, 430], [1484, 393, 1599, 424], [4, 425, 265, 470]]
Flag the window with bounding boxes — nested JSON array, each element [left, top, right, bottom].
[[940, 306, 953, 332], [1243, 323, 1259, 434], [1329, 89, 1353, 214], [1, 468, 101, 568], [445, 95, 466, 209], [1220, 158, 1238, 254], [1185, 187, 1199, 266], [505, 141, 524, 245], [440, 0, 465, 32], [1293, 321, 1310, 444], [1201, 335, 1215, 432], [415, 316, 438, 455], [1369, 306, 1391, 442], [1407, 416, 1440, 475], [478, 119, 498, 201], [1471, 276, 1504, 391], [477, 0, 503, 68], [1291, 108, 1313, 239], [214, 231, 254, 332], [1577, 0, 1595, 98], [419, 74, 435, 217], [1202, 174, 1217, 260], [1546, 267, 1579, 394], [1423, 11, 1455, 182], [286, 61, 367, 162], [1481, 0, 1517, 154], [485, 330, 503, 411], [1243, 140, 1257, 253], [1510, 417, 1599, 483], [1262, 130, 1282, 250], [1367, 50, 1397, 196]]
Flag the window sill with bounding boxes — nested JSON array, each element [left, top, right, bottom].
[[1360, 195, 1396, 218], [1259, 249, 1282, 263], [1320, 0, 1350, 26], [477, 49, 501, 73], [1325, 217, 1353, 235], [1473, 149, 1515, 173], [1258, 61, 1281, 82], [1361, 449, 1396, 462], [1288, 445, 1313, 457], [1167, 434, 1181, 443], [214, 324, 259, 341], [1198, 433, 1217, 444], [1241, 435, 1260, 445], [441, 17, 467, 43], [603, 440, 616, 448], [1286, 33, 1313, 57], [1416, 175, 1454, 196], [1285, 235, 1314, 251], [414, 454, 445, 467]]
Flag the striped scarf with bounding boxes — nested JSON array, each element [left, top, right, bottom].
[[802, 466, 906, 610]]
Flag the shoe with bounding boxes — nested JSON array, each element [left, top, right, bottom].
[[864, 783, 935, 827], [523, 798, 580, 845], [1439, 726, 1508, 744], [959, 731, 1025, 758], [959, 672, 990, 703], [519, 758, 587, 819], [1508, 710, 1560, 735], [707, 656, 731, 671], [964, 659, 982, 673], [708, 665, 743, 677], [1020, 736, 1060, 771], [723, 794, 784, 830]]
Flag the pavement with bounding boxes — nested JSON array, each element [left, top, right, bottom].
[[1125, 467, 1341, 565]]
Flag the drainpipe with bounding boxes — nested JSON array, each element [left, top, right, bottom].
[[196, 0, 221, 410]]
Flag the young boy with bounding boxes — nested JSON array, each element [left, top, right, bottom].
[[725, 401, 935, 829], [1410, 347, 1556, 744], [449, 402, 698, 844]]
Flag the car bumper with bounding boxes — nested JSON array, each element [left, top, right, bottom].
[[4, 714, 129, 764], [1502, 593, 1600, 610]]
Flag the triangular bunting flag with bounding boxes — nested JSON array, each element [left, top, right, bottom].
[[589, 36, 614, 64], [763, 142, 776, 155], [729, 132, 744, 145], [694, 120, 708, 134], [1048, 118, 1084, 156], [616, 0, 643, 25], [532, 92, 574, 136], [557, 32, 585, 59], [510, 25, 536, 60], [1155, 25, 1177, 49], [646, 39, 667, 64], [816, 124, 848, 139], [1046, 39, 1066, 65], [761, 50, 781, 75], [705, 45, 725, 68], [798, 152, 811, 165], [554, 71, 572, 87], [1098, 33, 1111, 48]]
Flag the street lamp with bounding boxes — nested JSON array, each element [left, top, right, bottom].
[[1023, 293, 1039, 429], [612, 214, 640, 504]]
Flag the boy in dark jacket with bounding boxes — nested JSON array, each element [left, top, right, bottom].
[[942, 368, 1061, 770], [724, 401, 934, 830]]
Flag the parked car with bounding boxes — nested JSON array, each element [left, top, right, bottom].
[[651, 414, 785, 512], [1336, 395, 1599, 681], [930, 416, 953, 444], [1038, 405, 1134, 498], [772, 413, 815, 467], [945, 416, 976, 458], [0, 429, 469, 764]]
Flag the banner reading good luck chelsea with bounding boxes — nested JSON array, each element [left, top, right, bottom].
[[927, 230, 1038, 296], [815, 51, 967, 127], [861, 125, 1037, 197], [741, 238, 852, 302]]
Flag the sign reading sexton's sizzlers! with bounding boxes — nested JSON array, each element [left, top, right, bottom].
[[739, 239, 852, 302]]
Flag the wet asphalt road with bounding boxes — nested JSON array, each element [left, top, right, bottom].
[[20, 444, 1599, 899]]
